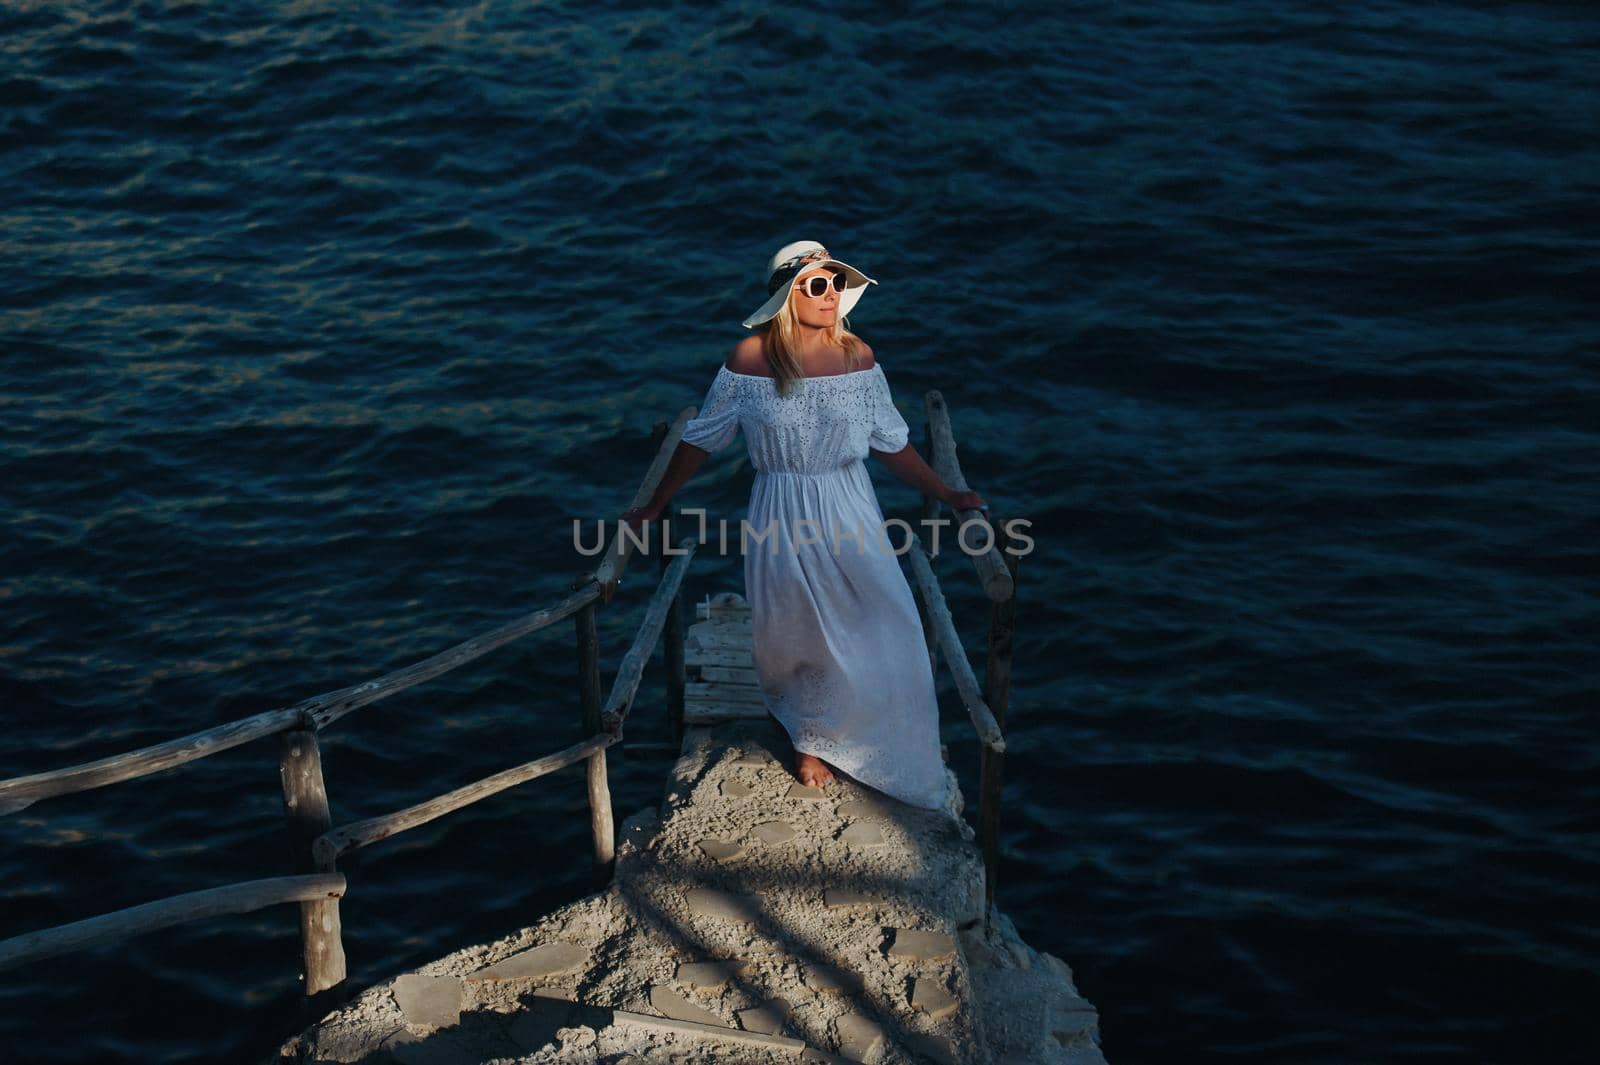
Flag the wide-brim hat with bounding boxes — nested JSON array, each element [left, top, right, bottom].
[[741, 239, 877, 330]]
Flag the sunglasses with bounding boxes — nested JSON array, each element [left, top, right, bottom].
[[793, 272, 848, 298]]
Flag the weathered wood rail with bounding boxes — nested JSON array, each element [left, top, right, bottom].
[[0, 380, 1023, 1013]]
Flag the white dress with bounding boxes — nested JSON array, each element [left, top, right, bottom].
[[679, 361, 952, 811]]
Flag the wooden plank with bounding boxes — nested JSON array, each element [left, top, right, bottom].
[[687, 639, 754, 661], [690, 614, 751, 629], [684, 648, 755, 670], [687, 645, 751, 663], [600, 538, 700, 732], [314, 733, 619, 865], [309, 580, 604, 730], [594, 406, 697, 602], [659, 504, 686, 746], [905, 535, 1006, 753], [685, 701, 764, 721], [0, 575, 617, 814], [698, 666, 758, 686], [920, 419, 944, 684], [0, 707, 302, 816], [0, 873, 347, 971], [687, 632, 753, 653], [611, 1007, 804, 1051], [685, 682, 764, 706], [684, 703, 771, 724], [687, 622, 752, 643], [923, 390, 1013, 603], [980, 522, 1023, 921], [622, 741, 683, 759]]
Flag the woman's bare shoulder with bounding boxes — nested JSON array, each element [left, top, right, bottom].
[[854, 339, 876, 368], [726, 335, 770, 376]]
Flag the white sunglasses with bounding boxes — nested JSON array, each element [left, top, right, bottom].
[[793, 272, 848, 298]]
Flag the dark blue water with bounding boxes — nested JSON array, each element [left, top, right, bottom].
[[2, 1, 1595, 1062]]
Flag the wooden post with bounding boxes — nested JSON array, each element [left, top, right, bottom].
[[646, 420, 687, 748], [577, 602, 602, 735], [577, 595, 612, 882], [978, 519, 1020, 929], [278, 729, 347, 1001], [918, 418, 942, 683], [587, 742, 616, 885], [661, 499, 686, 748]]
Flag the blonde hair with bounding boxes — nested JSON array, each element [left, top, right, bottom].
[[754, 281, 865, 397]]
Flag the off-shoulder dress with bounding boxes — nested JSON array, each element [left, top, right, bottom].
[[678, 361, 952, 811]]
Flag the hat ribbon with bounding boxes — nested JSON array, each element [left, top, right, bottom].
[[766, 247, 834, 295]]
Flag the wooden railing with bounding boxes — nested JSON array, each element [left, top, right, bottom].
[[0, 382, 1023, 999], [0, 405, 700, 1012], [913, 388, 1022, 926]]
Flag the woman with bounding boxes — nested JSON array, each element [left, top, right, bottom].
[[620, 240, 988, 811]]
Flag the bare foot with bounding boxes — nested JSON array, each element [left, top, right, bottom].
[[795, 752, 834, 789]]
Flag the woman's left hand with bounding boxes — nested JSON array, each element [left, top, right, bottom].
[[945, 488, 990, 517]]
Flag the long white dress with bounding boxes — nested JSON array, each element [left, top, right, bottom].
[[679, 361, 953, 811]]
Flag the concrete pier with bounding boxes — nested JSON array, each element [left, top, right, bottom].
[[269, 715, 1107, 1064]]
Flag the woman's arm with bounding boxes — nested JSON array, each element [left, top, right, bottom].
[[620, 440, 711, 533], [872, 443, 986, 512], [622, 345, 752, 533], [861, 344, 985, 512]]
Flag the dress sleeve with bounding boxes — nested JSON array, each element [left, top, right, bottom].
[[867, 365, 910, 453], [680, 367, 741, 454]]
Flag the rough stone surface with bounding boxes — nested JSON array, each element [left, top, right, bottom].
[[912, 974, 961, 1019], [270, 716, 1106, 1065], [802, 962, 864, 995], [676, 959, 741, 990], [837, 798, 893, 821], [684, 885, 760, 923], [823, 887, 880, 910], [648, 984, 727, 1026], [888, 926, 956, 961], [835, 1012, 885, 1060], [697, 838, 744, 862], [465, 941, 585, 982], [1052, 1008, 1099, 1039], [390, 974, 461, 1029], [753, 819, 798, 844], [839, 821, 886, 847], [904, 1029, 962, 1064], [736, 995, 792, 1034], [385, 1024, 518, 1064], [964, 909, 1110, 1064], [804, 1048, 857, 1065], [301, 1023, 400, 1063]]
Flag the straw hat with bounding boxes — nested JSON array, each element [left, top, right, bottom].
[[741, 239, 877, 329]]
